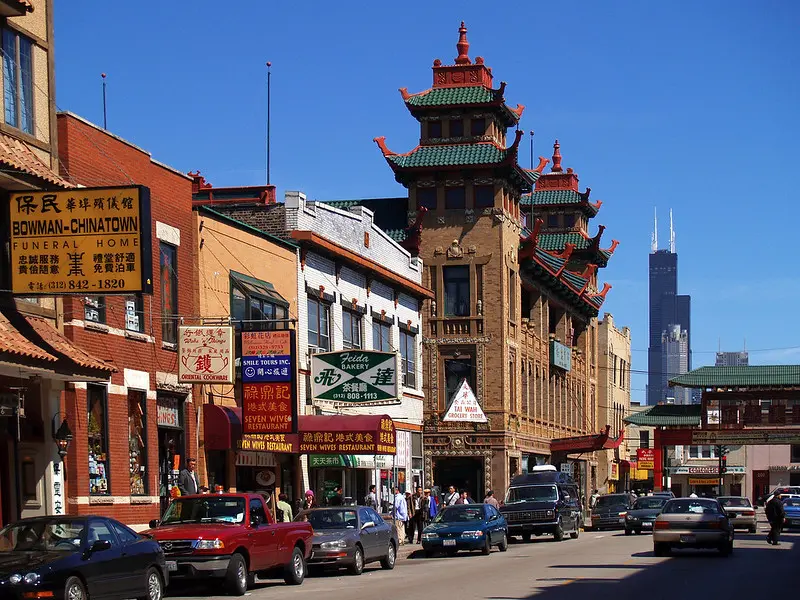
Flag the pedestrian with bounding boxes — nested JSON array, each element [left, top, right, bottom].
[[428, 489, 439, 519], [392, 487, 408, 545], [404, 491, 416, 542], [276, 493, 293, 522], [177, 457, 200, 496], [689, 492, 698, 498], [302, 490, 316, 511], [329, 485, 344, 506], [412, 487, 426, 543], [417, 488, 431, 543], [484, 490, 499, 508], [444, 485, 459, 506], [455, 490, 473, 504], [766, 493, 785, 545], [590, 489, 599, 509], [364, 484, 378, 510]]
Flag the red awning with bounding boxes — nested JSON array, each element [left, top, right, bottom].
[[550, 425, 625, 454], [203, 406, 397, 455]]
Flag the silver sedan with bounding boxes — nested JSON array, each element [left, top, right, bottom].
[[718, 496, 757, 533], [653, 498, 734, 557]]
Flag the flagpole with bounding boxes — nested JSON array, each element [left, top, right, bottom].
[[266, 62, 272, 186]]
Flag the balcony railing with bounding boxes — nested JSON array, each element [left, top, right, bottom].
[[429, 316, 483, 336]]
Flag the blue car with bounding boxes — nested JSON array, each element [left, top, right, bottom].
[[783, 497, 800, 529], [421, 504, 508, 557]]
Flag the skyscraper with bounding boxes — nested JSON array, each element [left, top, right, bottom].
[[662, 325, 690, 404], [648, 210, 692, 405]]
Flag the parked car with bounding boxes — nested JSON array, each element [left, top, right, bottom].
[[756, 486, 800, 506], [589, 493, 635, 531], [718, 496, 757, 533], [653, 497, 734, 557], [145, 493, 313, 595], [296, 506, 397, 575], [783, 497, 800, 529], [624, 496, 668, 535], [499, 466, 582, 542], [421, 504, 508, 556], [652, 491, 675, 498], [0, 515, 166, 600]]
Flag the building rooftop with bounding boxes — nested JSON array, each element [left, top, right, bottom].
[[669, 365, 800, 389]]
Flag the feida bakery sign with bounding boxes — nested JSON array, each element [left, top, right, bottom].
[[178, 326, 235, 384]]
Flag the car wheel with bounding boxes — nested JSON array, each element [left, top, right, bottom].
[[635, 529, 642, 536], [654, 542, 670, 557], [481, 536, 491, 555], [719, 541, 733, 557], [137, 567, 163, 600], [65, 576, 87, 600], [283, 546, 306, 585], [624, 528, 632, 536], [424, 550, 435, 558], [498, 532, 509, 551], [380, 541, 396, 570], [521, 533, 532, 543], [552, 519, 564, 542], [446, 549, 458, 557], [225, 553, 248, 596], [348, 545, 365, 576]]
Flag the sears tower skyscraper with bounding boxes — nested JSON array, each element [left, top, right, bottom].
[[648, 210, 692, 405]]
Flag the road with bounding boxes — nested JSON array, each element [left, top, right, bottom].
[[169, 518, 799, 600]]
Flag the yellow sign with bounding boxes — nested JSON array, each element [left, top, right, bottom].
[[689, 477, 719, 486], [609, 463, 619, 481], [8, 186, 152, 295]]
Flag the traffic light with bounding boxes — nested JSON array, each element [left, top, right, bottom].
[[721, 455, 728, 474]]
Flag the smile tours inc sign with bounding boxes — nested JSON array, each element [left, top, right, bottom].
[[442, 379, 487, 423]]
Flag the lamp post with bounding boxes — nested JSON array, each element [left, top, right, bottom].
[[54, 418, 73, 459], [53, 417, 72, 516]]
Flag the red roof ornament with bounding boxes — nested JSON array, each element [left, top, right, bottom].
[[455, 21, 471, 65], [551, 140, 563, 172], [604, 240, 620, 254]]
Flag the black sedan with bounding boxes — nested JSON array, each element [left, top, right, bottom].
[[624, 496, 668, 535], [0, 516, 167, 600]]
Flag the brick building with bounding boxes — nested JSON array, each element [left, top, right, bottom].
[[57, 112, 198, 528]]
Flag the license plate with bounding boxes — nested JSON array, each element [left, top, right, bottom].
[[642, 522, 653, 528], [166, 561, 177, 572], [679, 535, 695, 544], [443, 539, 456, 547]]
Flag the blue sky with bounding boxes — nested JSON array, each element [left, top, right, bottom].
[[54, 1, 799, 399]]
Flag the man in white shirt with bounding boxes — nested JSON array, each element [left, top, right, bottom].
[[392, 487, 408, 545], [444, 485, 459, 506]]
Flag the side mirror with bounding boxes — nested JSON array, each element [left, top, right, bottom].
[[361, 521, 375, 530], [149, 519, 160, 529], [90, 540, 112, 553], [489, 514, 498, 521]]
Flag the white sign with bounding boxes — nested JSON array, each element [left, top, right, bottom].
[[50, 461, 65, 515], [178, 326, 235, 384], [442, 380, 487, 423], [157, 397, 180, 428], [235, 451, 278, 468], [561, 463, 573, 476]]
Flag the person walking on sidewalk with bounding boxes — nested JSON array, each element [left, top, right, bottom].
[[364, 485, 378, 510], [392, 487, 408, 545], [444, 485, 459, 507], [412, 487, 427, 543], [484, 490, 499, 508], [766, 493, 785, 545]]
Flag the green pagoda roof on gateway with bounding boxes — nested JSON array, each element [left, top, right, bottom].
[[623, 404, 702, 427], [669, 365, 800, 389], [401, 84, 524, 127]]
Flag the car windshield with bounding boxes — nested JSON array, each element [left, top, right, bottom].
[[434, 506, 485, 523], [784, 498, 800, 507], [663, 499, 721, 515], [719, 497, 751, 508], [504, 485, 558, 504], [595, 495, 628, 509], [161, 497, 245, 525], [296, 510, 358, 530], [0, 520, 85, 552], [633, 497, 667, 510]]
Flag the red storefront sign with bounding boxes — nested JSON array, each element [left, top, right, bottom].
[[242, 382, 295, 434], [637, 448, 656, 470]]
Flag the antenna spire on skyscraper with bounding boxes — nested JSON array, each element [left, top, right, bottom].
[[669, 209, 675, 253], [651, 207, 658, 252]]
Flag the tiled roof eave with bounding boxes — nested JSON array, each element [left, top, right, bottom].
[[520, 260, 599, 317]]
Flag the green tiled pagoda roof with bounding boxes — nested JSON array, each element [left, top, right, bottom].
[[537, 232, 612, 261], [406, 86, 498, 107], [624, 405, 702, 427], [669, 366, 800, 389], [521, 189, 599, 216], [387, 143, 506, 169], [384, 229, 407, 243]]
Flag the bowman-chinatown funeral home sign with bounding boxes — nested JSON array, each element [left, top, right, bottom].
[[311, 350, 400, 404], [7, 187, 153, 295], [178, 326, 235, 384], [241, 330, 298, 434], [442, 379, 487, 423]]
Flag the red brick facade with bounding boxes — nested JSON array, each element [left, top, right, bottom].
[[57, 112, 199, 527]]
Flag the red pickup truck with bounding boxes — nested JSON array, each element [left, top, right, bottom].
[[144, 493, 312, 596]]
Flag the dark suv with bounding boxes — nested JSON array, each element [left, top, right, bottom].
[[499, 466, 582, 542], [588, 493, 636, 531]]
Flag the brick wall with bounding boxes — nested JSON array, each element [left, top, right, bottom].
[[57, 112, 198, 527]]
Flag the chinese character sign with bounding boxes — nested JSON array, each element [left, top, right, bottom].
[[636, 448, 656, 470], [178, 326, 234, 383], [241, 330, 297, 434], [298, 417, 397, 455], [311, 350, 399, 403], [7, 186, 153, 295]]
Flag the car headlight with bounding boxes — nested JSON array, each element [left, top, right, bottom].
[[320, 539, 348, 550], [194, 538, 225, 550], [546, 510, 555, 518], [460, 530, 484, 538], [23, 573, 40, 585], [421, 533, 439, 540], [9, 574, 22, 585]]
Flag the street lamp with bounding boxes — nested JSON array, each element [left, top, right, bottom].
[[54, 418, 73, 460]]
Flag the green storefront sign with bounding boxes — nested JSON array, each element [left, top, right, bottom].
[[309, 455, 359, 468], [550, 340, 572, 372], [311, 350, 399, 403]]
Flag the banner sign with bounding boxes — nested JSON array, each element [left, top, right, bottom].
[[637, 448, 656, 470], [178, 326, 234, 383], [610, 462, 619, 481], [671, 465, 745, 475], [241, 330, 297, 434], [311, 350, 399, 404], [299, 417, 396, 455], [692, 429, 800, 446], [442, 379, 487, 423], [7, 186, 153, 295], [237, 433, 298, 453], [308, 454, 393, 469]]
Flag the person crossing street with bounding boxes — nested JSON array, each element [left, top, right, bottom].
[[766, 492, 785, 545]]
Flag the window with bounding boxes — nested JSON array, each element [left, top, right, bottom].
[[639, 430, 650, 449], [160, 243, 178, 344], [444, 356, 475, 405], [343, 310, 362, 349], [547, 214, 559, 228], [688, 445, 717, 459], [87, 520, 116, 545], [449, 119, 464, 137], [2, 28, 33, 134], [445, 186, 466, 209], [564, 214, 576, 228], [88, 385, 110, 495], [230, 272, 289, 332], [474, 185, 494, 208], [470, 118, 486, 136], [111, 522, 139, 544], [372, 320, 391, 352], [791, 445, 800, 463], [125, 296, 143, 333], [428, 120, 442, 138], [400, 330, 416, 388], [129, 391, 147, 495], [508, 270, 516, 320], [443, 266, 470, 316], [84, 296, 105, 324], [417, 187, 437, 210], [249, 498, 268, 526], [307, 297, 330, 351]]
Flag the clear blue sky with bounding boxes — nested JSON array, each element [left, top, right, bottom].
[[54, 1, 799, 399]]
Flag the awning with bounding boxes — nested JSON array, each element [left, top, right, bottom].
[[203, 406, 397, 456], [550, 425, 625, 454], [0, 131, 72, 188]]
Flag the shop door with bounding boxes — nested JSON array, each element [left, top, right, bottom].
[[433, 457, 483, 503], [752, 470, 770, 505], [158, 428, 185, 515]]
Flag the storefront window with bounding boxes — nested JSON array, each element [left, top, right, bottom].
[[129, 391, 147, 496], [88, 385, 110, 495]]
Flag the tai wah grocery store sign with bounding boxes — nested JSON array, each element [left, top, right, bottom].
[[241, 330, 298, 434]]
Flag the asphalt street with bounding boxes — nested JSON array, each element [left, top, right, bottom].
[[169, 515, 799, 600]]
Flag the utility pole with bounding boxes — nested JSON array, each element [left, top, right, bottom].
[[717, 444, 728, 495]]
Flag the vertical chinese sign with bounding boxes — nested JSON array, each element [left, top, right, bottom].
[[241, 330, 298, 434]]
